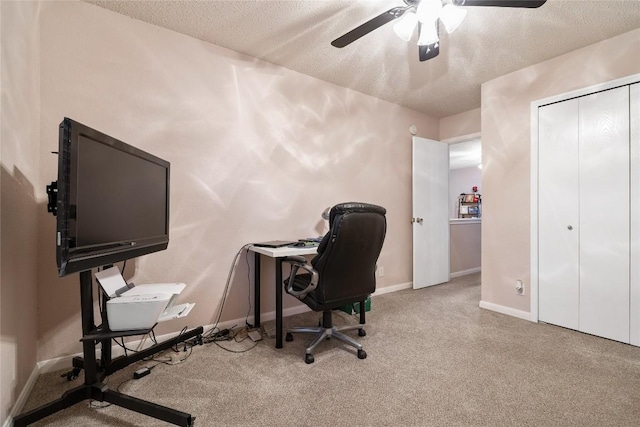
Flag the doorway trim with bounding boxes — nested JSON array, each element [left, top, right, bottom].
[[441, 132, 481, 146], [530, 73, 640, 324], [443, 132, 482, 279]]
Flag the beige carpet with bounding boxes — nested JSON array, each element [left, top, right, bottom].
[[20, 273, 640, 426]]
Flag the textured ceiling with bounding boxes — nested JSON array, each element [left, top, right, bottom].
[[85, 0, 640, 118]]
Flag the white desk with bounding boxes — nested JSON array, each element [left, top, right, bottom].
[[250, 245, 318, 258], [248, 244, 318, 348]]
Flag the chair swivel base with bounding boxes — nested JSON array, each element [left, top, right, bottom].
[[286, 323, 367, 364]]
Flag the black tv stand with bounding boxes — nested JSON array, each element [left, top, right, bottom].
[[14, 270, 203, 426]]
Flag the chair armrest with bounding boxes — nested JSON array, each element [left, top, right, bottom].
[[282, 256, 318, 299]]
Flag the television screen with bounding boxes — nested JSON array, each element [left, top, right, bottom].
[[55, 118, 170, 276]]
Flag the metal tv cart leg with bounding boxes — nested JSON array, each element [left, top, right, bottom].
[[13, 270, 203, 426]]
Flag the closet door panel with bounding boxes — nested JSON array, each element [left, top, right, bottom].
[[631, 83, 640, 346], [579, 86, 630, 343], [538, 99, 580, 330]]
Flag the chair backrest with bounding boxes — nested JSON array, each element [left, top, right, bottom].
[[311, 202, 387, 306]]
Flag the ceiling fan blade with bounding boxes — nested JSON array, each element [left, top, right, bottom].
[[452, 0, 546, 7], [419, 43, 439, 62], [331, 7, 404, 48]]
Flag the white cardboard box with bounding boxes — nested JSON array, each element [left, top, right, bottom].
[[96, 266, 195, 331]]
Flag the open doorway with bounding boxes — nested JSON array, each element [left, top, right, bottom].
[[449, 137, 482, 278]]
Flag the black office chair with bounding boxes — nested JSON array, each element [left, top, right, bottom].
[[283, 202, 387, 364]]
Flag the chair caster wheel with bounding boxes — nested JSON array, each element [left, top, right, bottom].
[[357, 349, 367, 360], [305, 354, 314, 364], [286, 333, 293, 342], [358, 328, 366, 337]]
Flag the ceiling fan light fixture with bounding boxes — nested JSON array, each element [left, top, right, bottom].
[[440, 4, 467, 33], [417, 21, 439, 46], [416, 0, 443, 23], [331, 0, 549, 63], [393, 11, 418, 41]]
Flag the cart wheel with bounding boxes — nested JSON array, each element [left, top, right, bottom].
[[65, 367, 81, 381]]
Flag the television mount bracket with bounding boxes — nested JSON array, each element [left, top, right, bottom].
[[46, 181, 58, 216]]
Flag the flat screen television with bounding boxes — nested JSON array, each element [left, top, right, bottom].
[[53, 118, 170, 277]]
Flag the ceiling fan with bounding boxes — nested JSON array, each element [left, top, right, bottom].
[[331, 0, 547, 62]]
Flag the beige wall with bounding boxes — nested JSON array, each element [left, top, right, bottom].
[[33, 1, 439, 362], [439, 108, 480, 141], [481, 29, 640, 314], [7, 3, 635, 421], [0, 1, 41, 423], [450, 221, 481, 275]]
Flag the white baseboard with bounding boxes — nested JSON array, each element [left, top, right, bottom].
[[36, 319, 245, 375], [30, 280, 417, 372], [450, 267, 481, 278], [258, 304, 312, 331], [34, 302, 354, 375], [9, 280, 414, 423], [479, 300, 535, 322], [373, 281, 412, 296], [255, 282, 414, 333], [4, 363, 40, 427]]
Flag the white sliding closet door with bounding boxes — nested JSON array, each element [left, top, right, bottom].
[[538, 85, 632, 344], [579, 87, 630, 342], [538, 99, 580, 330], [631, 83, 640, 346]]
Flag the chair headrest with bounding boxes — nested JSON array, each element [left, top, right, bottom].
[[329, 202, 386, 226]]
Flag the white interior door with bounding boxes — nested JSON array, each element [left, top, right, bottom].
[[538, 98, 580, 330], [412, 136, 450, 289], [579, 86, 630, 342]]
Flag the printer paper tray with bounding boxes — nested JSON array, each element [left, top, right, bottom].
[[157, 303, 195, 323]]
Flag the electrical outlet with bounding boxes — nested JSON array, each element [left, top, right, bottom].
[[378, 266, 384, 277], [516, 279, 525, 296]]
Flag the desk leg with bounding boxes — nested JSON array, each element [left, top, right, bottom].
[[254, 253, 261, 328], [275, 257, 283, 349]]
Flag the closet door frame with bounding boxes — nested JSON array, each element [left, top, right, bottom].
[[530, 74, 640, 345]]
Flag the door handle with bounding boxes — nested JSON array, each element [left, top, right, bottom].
[[567, 225, 573, 230]]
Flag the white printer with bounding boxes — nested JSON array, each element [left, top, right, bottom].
[[95, 266, 195, 331]]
